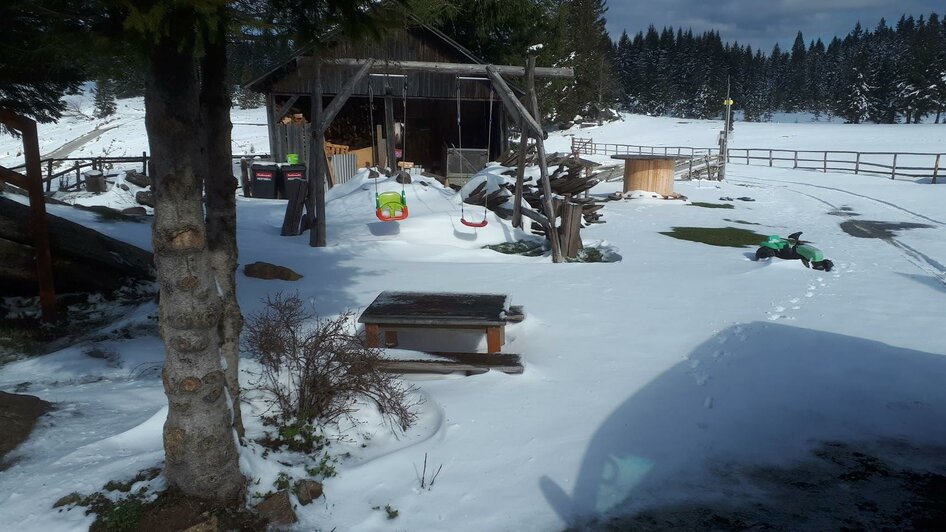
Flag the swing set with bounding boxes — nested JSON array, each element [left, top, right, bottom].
[[367, 74, 496, 227]]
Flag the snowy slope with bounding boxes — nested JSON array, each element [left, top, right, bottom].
[[1, 114, 946, 531]]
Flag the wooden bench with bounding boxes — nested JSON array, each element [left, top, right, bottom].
[[358, 291, 509, 353]]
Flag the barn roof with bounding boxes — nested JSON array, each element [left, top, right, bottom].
[[246, 22, 487, 94]]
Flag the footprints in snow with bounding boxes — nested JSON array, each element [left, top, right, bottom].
[[764, 262, 850, 321]]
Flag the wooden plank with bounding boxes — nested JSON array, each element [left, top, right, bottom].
[[379, 352, 523, 375], [274, 95, 300, 122], [486, 327, 503, 353], [364, 324, 381, 348], [308, 57, 574, 78]]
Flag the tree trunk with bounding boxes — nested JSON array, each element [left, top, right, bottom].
[[200, 13, 245, 438], [145, 12, 243, 502]]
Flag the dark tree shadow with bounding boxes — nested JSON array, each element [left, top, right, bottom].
[[541, 323, 946, 529]]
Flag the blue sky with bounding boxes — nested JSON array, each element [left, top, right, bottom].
[[605, 0, 943, 52]]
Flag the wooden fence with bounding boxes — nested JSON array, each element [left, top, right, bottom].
[[572, 137, 943, 184], [7, 153, 268, 192]]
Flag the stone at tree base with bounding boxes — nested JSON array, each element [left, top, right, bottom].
[[294, 480, 324, 506], [243, 262, 303, 281], [119, 183, 130, 191], [395, 171, 412, 184], [122, 206, 147, 216], [136, 190, 155, 207], [256, 490, 297, 525], [0, 392, 53, 469], [125, 170, 151, 188]]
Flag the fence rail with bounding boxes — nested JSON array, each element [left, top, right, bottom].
[[6, 153, 269, 192], [572, 137, 943, 184]]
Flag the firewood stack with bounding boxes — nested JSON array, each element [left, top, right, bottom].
[[462, 155, 609, 236]]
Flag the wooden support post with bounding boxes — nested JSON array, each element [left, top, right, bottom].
[[512, 118, 528, 228], [855, 152, 861, 174], [45, 159, 52, 192], [933, 154, 940, 184], [384, 87, 396, 173], [364, 324, 381, 348], [486, 327, 504, 353], [891, 153, 897, 180], [141, 152, 148, 175], [769, 149, 773, 167], [240, 158, 251, 197], [486, 64, 562, 263], [823, 152, 828, 172], [266, 93, 278, 163], [309, 59, 327, 247], [512, 57, 536, 229], [793, 151, 798, 169], [561, 201, 583, 260]]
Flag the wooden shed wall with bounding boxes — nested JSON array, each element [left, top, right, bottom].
[[268, 28, 495, 100]]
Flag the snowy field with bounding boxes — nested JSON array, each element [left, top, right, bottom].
[[1, 103, 946, 531]]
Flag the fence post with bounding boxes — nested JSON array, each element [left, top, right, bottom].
[[142, 151, 148, 175], [823, 152, 827, 172], [855, 152, 861, 175], [769, 149, 773, 167], [45, 159, 52, 192], [793, 151, 798, 169], [74, 161, 80, 188], [745, 149, 749, 164], [891, 153, 897, 180], [933, 154, 940, 184], [688, 157, 693, 179]]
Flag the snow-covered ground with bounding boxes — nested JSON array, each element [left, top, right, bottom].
[[2, 107, 946, 531]]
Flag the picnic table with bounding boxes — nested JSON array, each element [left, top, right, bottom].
[[358, 291, 509, 353]]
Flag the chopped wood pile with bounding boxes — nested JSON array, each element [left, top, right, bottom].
[[463, 151, 609, 233]]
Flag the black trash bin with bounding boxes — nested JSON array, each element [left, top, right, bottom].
[[250, 162, 280, 199], [281, 164, 307, 199]]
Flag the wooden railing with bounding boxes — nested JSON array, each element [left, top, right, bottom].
[[572, 137, 943, 183], [7, 153, 270, 192], [728, 148, 942, 182]]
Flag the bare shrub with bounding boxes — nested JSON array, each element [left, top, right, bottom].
[[243, 292, 420, 434]]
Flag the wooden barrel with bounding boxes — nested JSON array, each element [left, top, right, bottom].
[[620, 157, 675, 196]]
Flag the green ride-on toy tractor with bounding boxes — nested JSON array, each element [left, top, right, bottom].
[[755, 232, 834, 272]]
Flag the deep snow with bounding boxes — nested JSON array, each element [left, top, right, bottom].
[[1, 105, 946, 531]]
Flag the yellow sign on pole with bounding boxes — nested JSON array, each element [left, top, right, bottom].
[[723, 98, 734, 105]]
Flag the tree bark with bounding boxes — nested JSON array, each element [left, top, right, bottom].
[[200, 12, 245, 438], [145, 9, 243, 502]]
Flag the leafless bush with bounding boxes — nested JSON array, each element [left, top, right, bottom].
[[243, 292, 420, 433]]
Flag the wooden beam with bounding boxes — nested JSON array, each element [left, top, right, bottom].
[[319, 60, 373, 135], [0, 165, 28, 189], [273, 95, 300, 122], [303, 57, 574, 78], [486, 67, 542, 138]]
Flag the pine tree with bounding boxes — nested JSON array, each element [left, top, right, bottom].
[[555, 0, 615, 124], [93, 78, 117, 118]]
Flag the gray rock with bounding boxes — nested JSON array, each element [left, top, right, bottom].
[[294, 479, 324, 506], [243, 261, 303, 281], [135, 191, 154, 207], [125, 170, 151, 188], [121, 206, 147, 216]]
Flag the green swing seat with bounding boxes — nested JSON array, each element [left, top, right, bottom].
[[376, 191, 409, 222]]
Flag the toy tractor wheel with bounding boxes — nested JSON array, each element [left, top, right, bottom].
[[756, 246, 775, 260], [815, 259, 834, 272]]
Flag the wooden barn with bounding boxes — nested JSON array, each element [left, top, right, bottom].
[[246, 23, 512, 177]]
